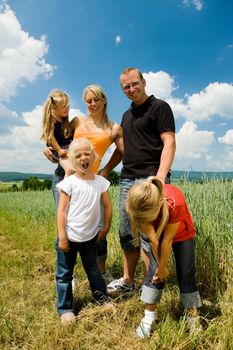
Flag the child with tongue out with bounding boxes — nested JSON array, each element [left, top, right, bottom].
[[56, 137, 112, 325]]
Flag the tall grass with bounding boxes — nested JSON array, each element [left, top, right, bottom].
[[0, 180, 233, 350]]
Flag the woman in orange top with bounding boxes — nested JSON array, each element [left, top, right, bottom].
[[44, 84, 123, 282]]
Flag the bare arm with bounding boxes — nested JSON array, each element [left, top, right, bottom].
[[43, 146, 59, 163], [112, 124, 124, 154], [57, 190, 70, 252], [49, 135, 68, 158], [156, 131, 176, 183], [141, 223, 160, 262], [69, 116, 79, 130], [99, 148, 123, 178], [97, 191, 112, 242], [153, 222, 179, 282]]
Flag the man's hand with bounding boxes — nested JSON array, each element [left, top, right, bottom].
[[43, 146, 59, 163]]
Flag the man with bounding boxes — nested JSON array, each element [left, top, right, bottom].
[[100, 67, 176, 292]]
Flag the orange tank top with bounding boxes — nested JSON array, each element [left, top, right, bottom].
[[74, 118, 113, 174]]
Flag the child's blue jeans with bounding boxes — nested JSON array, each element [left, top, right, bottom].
[[56, 235, 107, 315], [140, 239, 202, 308]]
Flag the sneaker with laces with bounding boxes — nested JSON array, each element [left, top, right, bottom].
[[136, 318, 152, 339], [60, 312, 76, 326], [93, 290, 112, 305], [101, 271, 115, 284], [107, 278, 135, 293]]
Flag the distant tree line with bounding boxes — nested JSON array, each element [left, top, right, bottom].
[[1, 170, 120, 192]]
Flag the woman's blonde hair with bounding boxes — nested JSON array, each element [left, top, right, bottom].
[[126, 176, 169, 246], [68, 138, 97, 171], [82, 85, 110, 126], [40, 89, 71, 143]]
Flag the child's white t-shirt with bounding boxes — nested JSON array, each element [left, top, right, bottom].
[[56, 174, 110, 242]]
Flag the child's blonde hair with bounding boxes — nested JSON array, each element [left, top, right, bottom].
[[40, 89, 72, 143], [126, 177, 169, 246], [68, 138, 97, 171], [82, 85, 111, 127]]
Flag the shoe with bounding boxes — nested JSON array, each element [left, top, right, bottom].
[[93, 290, 112, 305], [60, 312, 76, 326], [107, 278, 135, 294], [101, 270, 115, 284], [186, 315, 202, 335], [136, 318, 152, 339]]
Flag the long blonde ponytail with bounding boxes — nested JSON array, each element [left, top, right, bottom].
[[40, 90, 70, 143]]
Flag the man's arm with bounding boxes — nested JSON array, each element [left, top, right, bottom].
[[99, 148, 123, 178], [156, 131, 176, 183]]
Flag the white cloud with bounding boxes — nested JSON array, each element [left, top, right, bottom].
[[218, 130, 233, 145], [206, 152, 233, 172], [115, 35, 121, 45], [0, 102, 27, 135], [0, 105, 84, 173], [144, 71, 178, 100], [169, 82, 233, 122], [181, 0, 203, 11], [175, 121, 214, 160], [0, 3, 55, 103], [144, 71, 233, 122]]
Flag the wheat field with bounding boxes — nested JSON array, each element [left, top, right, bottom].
[[0, 180, 233, 350]]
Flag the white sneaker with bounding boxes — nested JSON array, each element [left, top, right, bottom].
[[107, 278, 135, 293], [60, 312, 75, 326], [136, 318, 152, 339]]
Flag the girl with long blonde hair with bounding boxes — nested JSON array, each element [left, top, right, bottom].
[[126, 177, 202, 339], [41, 89, 78, 176]]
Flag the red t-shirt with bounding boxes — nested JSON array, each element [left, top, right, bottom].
[[153, 184, 195, 243]]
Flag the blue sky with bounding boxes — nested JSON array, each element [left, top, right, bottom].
[[0, 0, 233, 174]]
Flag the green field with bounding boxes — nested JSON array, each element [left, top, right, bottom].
[[0, 181, 233, 349]]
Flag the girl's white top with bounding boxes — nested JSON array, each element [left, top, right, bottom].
[[57, 174, 110, 242]]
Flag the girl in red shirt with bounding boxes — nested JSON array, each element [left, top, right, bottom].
[[126, 176, 202, 338]]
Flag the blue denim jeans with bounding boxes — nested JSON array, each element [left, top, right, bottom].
[[119, 178, 153, 251], [119, 174, 171, 252], [141, 240, 202, 308], [56, 235, 107, 315]]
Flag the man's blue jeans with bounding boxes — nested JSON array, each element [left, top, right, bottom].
[[119, 175, 171, 251], [56, 236, 107, 315]]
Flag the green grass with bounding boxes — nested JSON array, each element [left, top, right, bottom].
[[0, 181, 233, 350]]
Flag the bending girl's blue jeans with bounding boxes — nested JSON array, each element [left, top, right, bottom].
[[56, 236, 107, 315], [140, 240, 202, 308]]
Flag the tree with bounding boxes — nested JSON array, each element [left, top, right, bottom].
[[107, 170, 120, 186]]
